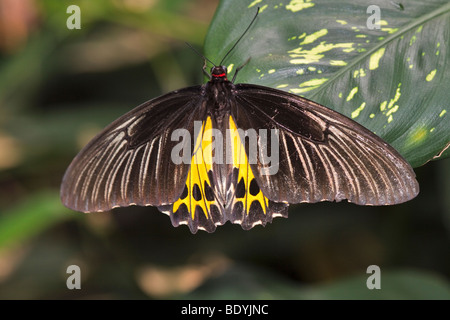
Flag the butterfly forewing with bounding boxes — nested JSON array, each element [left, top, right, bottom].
[[60, 86, 206, 212]]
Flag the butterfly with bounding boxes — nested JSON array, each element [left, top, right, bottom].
[[60, 9, 419, 233]]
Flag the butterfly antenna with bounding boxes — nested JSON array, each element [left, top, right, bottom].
[[219, 7, 260, 66], [185, 42, 216, 67]]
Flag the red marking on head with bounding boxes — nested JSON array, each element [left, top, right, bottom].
[[212, 72, 227, 78]]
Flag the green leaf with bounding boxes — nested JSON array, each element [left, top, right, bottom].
[[0, 191, 72, 249], [204, 0, 450, 167]]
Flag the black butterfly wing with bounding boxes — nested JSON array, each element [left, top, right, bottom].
[[61, 86, 206, 213], [232, 84, 419, 206]]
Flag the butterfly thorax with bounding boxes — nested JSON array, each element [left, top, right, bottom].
[[204, 66, 235, 117]]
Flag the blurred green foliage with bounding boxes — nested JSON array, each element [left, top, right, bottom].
[[0, 0, 448, 299]]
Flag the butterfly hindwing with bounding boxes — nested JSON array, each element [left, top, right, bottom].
[[163, 116, 225, 233], [232, 84, 419, 206], [226, 115, 288, 230]]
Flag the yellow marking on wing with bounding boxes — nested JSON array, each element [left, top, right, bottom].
[[229, 116, 268, 215], [173, 117, 216, 220]]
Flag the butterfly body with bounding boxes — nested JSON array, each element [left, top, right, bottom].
[[61, 65, 419, 233]]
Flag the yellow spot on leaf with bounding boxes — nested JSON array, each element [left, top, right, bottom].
[[426, 69, 436, 81], [353, 68, 366, 78], [439, 109, 447, 117], [330, 60, 347, 66], [260, 4, 268, 12], [346, 87, 358, 101], [409, 127, 427, 145], [378, 84, 402, 123], [289, 42, 354, 64], [300, 29, 328, 45], [268, 69, 276, 74], [276, 84, 289, 88], [369, 48, 385, 70], [387, 84, 401, 109], [381, 27, 398, 34], [290, 87, 313, 94], [336, 20, 347, 25], [351, 102, 366, 119], [386, 105, 399, 117], [300, 78, 328, 87], [248, 0, 262, 8], [291, 78, 328, 94], [285, 0, 315, 12]]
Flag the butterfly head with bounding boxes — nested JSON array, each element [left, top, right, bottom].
[[210, 66, 228, 81]]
